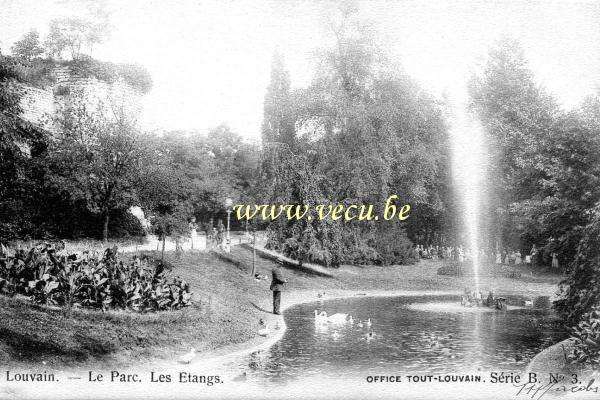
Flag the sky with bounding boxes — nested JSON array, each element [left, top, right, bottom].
[[1, 0, 599, 140]]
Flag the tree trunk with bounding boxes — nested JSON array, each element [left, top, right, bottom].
[[102, 211, 110, 242]]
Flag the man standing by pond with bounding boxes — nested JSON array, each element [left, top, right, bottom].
[[270, 262, 287, 315]]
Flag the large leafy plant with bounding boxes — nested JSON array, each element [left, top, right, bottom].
[[0, 243, 191, 312], [569, 306, 600, 368]]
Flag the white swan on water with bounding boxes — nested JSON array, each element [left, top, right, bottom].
[[315, 310, 354, 324], [314, 310, 328, 323], [327, 313, 349, 324]]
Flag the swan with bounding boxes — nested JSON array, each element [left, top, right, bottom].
[[357, 320, 364, 328], [524, 300, 533, 307], [327, 313, 349, 324], [314, 310, 328, 323], [178, 348, 197, 364], [348, 315, 354, 324], [366, 318, 372, 327]]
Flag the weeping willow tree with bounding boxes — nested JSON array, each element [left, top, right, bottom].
[[259, 4, 450, 266], [261, 144, 345, 267]]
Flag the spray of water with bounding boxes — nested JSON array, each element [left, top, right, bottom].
[[448, 91, 486, 292]]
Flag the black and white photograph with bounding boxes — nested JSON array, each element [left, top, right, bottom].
[[1, 0, 600, 399]]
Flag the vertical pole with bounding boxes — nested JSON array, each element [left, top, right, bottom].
[[251, 230, 256, 277], [226, 210, 231, 253]]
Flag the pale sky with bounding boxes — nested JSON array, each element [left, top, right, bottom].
[[1, 0, 599, 139]]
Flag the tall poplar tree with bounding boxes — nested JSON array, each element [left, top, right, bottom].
[[261, 50, 295, 148]]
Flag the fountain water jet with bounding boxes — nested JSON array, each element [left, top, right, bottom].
[[447, 91, 486, 293]]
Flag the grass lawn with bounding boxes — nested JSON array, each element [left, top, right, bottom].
[[0, 246, 562, 370]]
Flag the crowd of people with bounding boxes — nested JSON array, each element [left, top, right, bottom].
[[414, 243, 559, 269]]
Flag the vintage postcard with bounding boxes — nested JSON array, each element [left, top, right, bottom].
[[0, 0, 599, 399]]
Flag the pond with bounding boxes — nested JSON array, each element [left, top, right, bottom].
[[225, 295, 566, 385]]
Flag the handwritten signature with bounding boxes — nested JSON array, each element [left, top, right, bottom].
[[514, 379, 598, 400]]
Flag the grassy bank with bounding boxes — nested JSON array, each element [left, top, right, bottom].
[[0, 246, 562, 369]]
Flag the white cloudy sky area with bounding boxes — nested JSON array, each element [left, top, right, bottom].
[[1, 0, 599, 139]]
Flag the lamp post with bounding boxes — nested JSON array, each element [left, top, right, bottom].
[[225, 197, 233, 253]]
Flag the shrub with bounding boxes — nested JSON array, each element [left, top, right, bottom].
[[568, 306, 600, 368], [0, 243, 191, 312], [0, 56, 55, 87], [372, 229, 418, 266], [114, 63, 153, 94], [108, 209, 146, 238], [67, 59, 153, 94], [555, 204, 600, 326], [345, 241, 380, 265]]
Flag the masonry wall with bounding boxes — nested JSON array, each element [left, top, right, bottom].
[[18, 66, 143, 130]]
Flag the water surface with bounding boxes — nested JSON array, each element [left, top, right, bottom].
[[226, 295, 566, 384]]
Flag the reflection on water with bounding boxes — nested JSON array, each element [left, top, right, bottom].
[[224, 295, 566, 384]]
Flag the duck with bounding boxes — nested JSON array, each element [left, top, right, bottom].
[[258, 327, 270, 336], [331, 331, 341, 340], [365, 330, 376, 341], [178, 348, 197, 364], [258, 319, 270, 336], [357, 320, 364, 328], [327, 313, 349, 324]]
